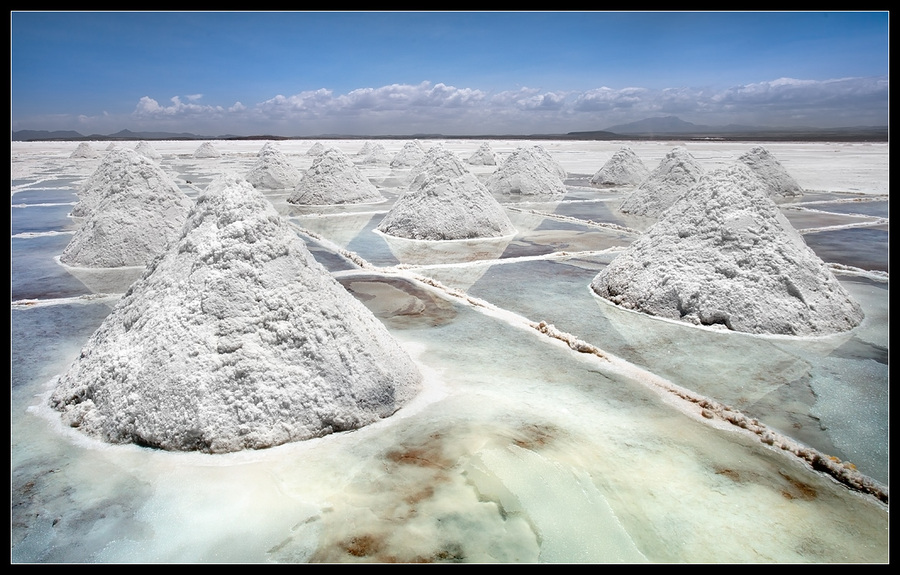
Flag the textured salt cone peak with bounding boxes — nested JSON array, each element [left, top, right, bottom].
[[591, 163, 864, 336], [590, 146, 650, 187], [134, 141, 162, 161], [737, 146, 804, 197], [192, 141, 222, 158], [50, 173, 423, 453], [467, 141, 498, 166], [245, 145, 304, 189], [70, 142, 99, 158], [618, 146, 705, 217], [355, 142, 392, 164], [485, 145, 568, 197], [306, 141, 326, 156], [287, 147, 383, 205], [390, 141, 428, 168]]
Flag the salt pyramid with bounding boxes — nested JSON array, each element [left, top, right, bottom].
[[737, 146, 803, 198], [70, 142, 99, 159], [306, 142, 326, 156], [485, 145, 567, 197], [192, 141, 222, 158], [134, 141, 162, 161], [590, 146, 650, 187], [390, 141, 427, 168], [246, 144, 304, 189], [355, 142, 392, 164], [377, 147, 516, 240], [618, 146, 704, 217], [467, 141, 498, 166], [106, 142, 118, 151], [61, 148, 192, 267], [50, 173, 423, 453], [287, 147, 383, 205], [591, 162, 864, 336]]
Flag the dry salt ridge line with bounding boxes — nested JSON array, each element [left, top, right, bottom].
[[297, 225, 889, 507]]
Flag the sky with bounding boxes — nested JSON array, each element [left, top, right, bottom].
[[10, 11, 890, 137]]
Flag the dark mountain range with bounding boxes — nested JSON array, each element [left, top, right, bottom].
[[12, 117, 888, 143]]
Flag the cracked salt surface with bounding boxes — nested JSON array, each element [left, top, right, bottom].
[[11, 139, 888, 563]]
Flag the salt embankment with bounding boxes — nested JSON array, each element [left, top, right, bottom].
[[50, 173, 423, 453], [591, 162, 864, 336]]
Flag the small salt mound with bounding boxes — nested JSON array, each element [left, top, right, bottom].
[[390, 141, 427, 168], [306, 142, 326, 156], [377, 148, 516, 241], [355, 142, 392, 164], [591, 162, 864, 336], [485, 145, 567, 197], [287, 147, 383, 205], [245, 145, 303, 190], [590, 146, 650, 187], [50, 173, 423, 453], [737, 146, 803, 198], [60, 148, 192, 267], [618, 146, 704, 217], [192, 141, 222, 159], [70, 142, 99, 159], [467, 141, 498, 166], [106, 142, 118, 151], [134, 141, 162, 161]]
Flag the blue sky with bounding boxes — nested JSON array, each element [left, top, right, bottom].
[[11, 11, 889, 136]]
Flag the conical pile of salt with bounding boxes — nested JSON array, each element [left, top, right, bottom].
[[246, 144, 303, 189], [61, 148, 192, 267], [306, 142, 326, 156], [618, 146, 704, 217], [288, 147, 383, 205], [134, 141, 162, 161], [192, 141, 221, 159], [355, 142, 392, 164], [377, 147, 516, 240], [485, 145, 567, 197], [591, 162, 863, 336], [50, 173, 423, 453], [467, 141, 498, 166], [737, 146, 803, 198], [590, 146, 650, 187], [390, 141, 427, 168], [70, 142, 99, 159]]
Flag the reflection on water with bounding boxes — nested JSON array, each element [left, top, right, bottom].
[[11, 140, 889, 563]]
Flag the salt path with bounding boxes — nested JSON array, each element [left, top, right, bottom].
[[69, 142, 99, 159], [737, 145, 804, 198], [50, 173, 423, 453], [61, 148, 192, 268], [287, 147, 383, 205], [134, 140, 162, 161], [467, 141, 498, 166], [377, 147, 516, 240], [485, 144, 568, 197], [591, 162, 864, 336], [590, 146, 650, 187], [618, 146, 705, 218], [390, 140, 427, 168], [246, 144, 304, 190], [192, 141, 222, 158]]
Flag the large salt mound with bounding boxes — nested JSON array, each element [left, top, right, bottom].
[[306, 142, 326, 156], [737, 146, 803, 198], [618, 146, 704, 217], [590, 163, 864, 336], [355, 142, 392, 164], [192, 141, 222, 158], [287, 147, 383, 205], [246, 145, 304, 189], [377, 148, 516, 240], [50, 173, 423, 453], [134, 141, 162, 161], [467, 141, 498, 166], [70, 142, 99, 159], [485, 145, 567, 197], [60, 149, 192, 267], [590, 146, 650, 187], [390, 141, 427, 168]]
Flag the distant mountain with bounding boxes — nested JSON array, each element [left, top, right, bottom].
[[603, 116, 764, 135], [12, 129, 87, 141]]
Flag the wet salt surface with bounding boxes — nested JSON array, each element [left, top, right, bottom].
[[11, 140, 888, 563]]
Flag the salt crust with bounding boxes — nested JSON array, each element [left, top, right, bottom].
[[50, 173, 423, 453], [377, 147, 516, 240], [485, 144, 567, 197], [591, 162, 864, 336], [62, 148, 192, 267], [287, 147, 383, 205]]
